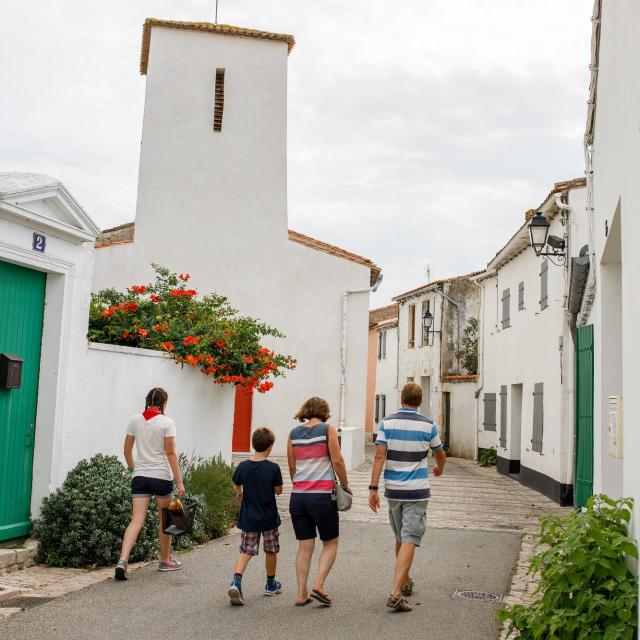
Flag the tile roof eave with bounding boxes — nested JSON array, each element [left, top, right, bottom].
[[392, 271, 484, 302]]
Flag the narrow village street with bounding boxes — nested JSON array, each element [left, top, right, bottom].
[[0, 450, 568, 639]]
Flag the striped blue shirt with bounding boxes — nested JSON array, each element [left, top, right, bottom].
[[376, 408, 443, 501]]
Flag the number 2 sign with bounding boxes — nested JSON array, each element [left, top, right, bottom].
[[32, 232, 46, 253]]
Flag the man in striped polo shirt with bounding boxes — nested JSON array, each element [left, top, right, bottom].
[[369, 382, 446, 612]]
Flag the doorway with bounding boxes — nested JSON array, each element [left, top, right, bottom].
[[232, 387, 252, 452], [0, 260, 46, 541], [442, 391, 451, 449], [510, 384, 523, 471]]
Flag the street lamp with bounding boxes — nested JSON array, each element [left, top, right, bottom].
[[528, 211, 551, 256], [422, 309, 441, 342], [528, 210, 567, 265]]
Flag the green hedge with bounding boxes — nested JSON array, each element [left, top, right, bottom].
[[33, 453, 237, 567]]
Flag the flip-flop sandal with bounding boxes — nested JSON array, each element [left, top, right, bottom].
[[311, 590, 332, 606], [295, 597, 313, 606]]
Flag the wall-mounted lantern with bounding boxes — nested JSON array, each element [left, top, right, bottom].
[[528, 211, 566, 264], [422, 310, 441, 341]]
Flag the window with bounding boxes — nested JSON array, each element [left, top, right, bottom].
[[531, 382, 544, 452], [518, 281, 525, 311], [540, 260, 548, 311], [483, 393, 497, 431], [213, 68, 225, 132], [501, 288, 511, 329], [421, 299, 430, 346], [374, 394, 386, 423], [499, 386, 507, 447], [408, 304, 416, 348], [377, 330, 387, 360]]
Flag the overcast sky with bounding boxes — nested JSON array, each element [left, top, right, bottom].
[[0, 1, 592, 305]]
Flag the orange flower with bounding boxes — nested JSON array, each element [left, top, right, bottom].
[[161, 341, 175, 352], [216, 339, 226, 348], [178, 273, 191, 281], [122, 331, 130, 339], [241, 355, 254, 364], [183, 335, 200, 346], [129, 285, 147, 294], [138, 328, 148, 337], [150, 294, 162, 303], [101, 307, 115, 317], [205, 355, 213, 364]]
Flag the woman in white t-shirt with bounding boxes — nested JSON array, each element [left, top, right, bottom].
[[115, 387, 185, 580]]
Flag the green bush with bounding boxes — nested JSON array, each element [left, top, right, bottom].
[[183, 455, 239, 539], [32, 454, 158, 567], [479, 447, 497, 467], [498, 495, 638, 639], [32, 454, 214, 567]]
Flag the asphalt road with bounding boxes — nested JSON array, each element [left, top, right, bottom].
[[0, 521, 519, 640]]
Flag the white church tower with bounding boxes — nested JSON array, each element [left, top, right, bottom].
[[135, 20, 294, 252]]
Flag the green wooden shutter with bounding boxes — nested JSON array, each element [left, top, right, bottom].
[[575, 325, 594, 507], [483, 393, 496, 431], [531, 382, 544, 452], [0, 260, 46, 541], [540, 261, 548, 310], [499, 386, 507, 447]]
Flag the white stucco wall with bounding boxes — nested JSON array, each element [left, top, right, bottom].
[[443, 382, 476, 458], [478, 187, 586, 489], [585, 1, 640, 547], [374, 324, 399, 432], [93, 27, 372, 454], [57, 343, 235, 488]]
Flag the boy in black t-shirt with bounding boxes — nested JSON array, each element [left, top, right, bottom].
[[228, 427, 284, 605]]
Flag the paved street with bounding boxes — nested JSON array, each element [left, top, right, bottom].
[[0, 454, 568, 638]]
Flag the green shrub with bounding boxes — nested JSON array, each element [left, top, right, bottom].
[[33, 454, 210, 567], [32, 454, 158, 567], [183, 455, 239, 538], [498, 495, 638, 639], [479, 447, 497, 467]]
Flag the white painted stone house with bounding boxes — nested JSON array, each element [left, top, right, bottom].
[[392, 274, 481, 458], [578, 0, 640, 566], [474, 179, 587, 506], [0, 172, 237, 541], [365, 305, 399, 437], [93, 20, 379, 463]]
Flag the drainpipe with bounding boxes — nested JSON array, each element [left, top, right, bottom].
[[339, 275, 383, 431]]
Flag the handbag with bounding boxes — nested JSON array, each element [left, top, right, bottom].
[[161, 497, 197, 536], [326, 426, 353, 512]]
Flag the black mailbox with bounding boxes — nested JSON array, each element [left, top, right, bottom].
[[0, 354, 23, 389]]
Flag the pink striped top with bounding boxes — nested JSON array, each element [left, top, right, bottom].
[[290, 423, 334, 493]]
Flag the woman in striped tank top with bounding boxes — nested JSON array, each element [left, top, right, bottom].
[[287, 397, 351, 607]]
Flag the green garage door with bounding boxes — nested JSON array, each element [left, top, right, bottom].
[[0, 260, 46, 541], [575, 325, 594, 508]]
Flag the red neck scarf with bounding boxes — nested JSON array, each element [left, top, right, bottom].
[[143, 407, 162, 421]]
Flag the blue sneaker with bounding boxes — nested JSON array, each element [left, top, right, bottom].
[[264, 580, 282, 596], [228, 581, 244, 606]]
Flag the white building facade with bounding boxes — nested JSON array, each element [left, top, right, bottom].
[[579, 0, 640, 570], [476, 180, 587, 505], [93, 20, 379, 460], [393, 275, 480, 458]]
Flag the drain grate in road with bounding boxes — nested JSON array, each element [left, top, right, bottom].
[[0, 596, 55, 609], [452, 588, 503, 604]]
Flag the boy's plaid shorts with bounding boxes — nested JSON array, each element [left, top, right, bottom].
[[239, 528, 280, 556]]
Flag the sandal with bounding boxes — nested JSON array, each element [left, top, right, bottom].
[[311, 590, 332, 606], [295, 597, 313, 606]]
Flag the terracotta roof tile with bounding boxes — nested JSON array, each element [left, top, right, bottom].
[[392, 271, 484, 302], [369, 304, 399, 328], [140, 19, 295, 74], [441, 374, 478, 383]]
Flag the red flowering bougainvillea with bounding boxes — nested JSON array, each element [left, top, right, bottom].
[[88, 264, 296, 393]]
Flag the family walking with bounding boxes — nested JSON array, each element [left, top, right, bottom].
[[114, 382, 446, 613]]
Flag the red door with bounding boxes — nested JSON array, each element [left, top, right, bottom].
[[232, 387, 252, 452]]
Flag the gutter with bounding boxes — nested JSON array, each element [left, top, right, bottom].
[[339, 274, 383, 431]]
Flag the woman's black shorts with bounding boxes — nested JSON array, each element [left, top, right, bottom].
[[131, 476, 173, 498], [289, 493, 339, 541]]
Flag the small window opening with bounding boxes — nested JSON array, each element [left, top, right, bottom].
[[214, 68, 225, 132]]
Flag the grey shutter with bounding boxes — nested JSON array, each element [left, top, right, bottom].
[[377, 332, 382, 360], [501, 288, 511, 329], [375, 395, 380, 423], [518, 281, 525, 310], [381, 395, 386, 419], [531, 383, 544, 452], [483, 393, 497, 431], [540, 260, 548, 310], [382, 330, 387, 359], [499, 386, 507, 447]]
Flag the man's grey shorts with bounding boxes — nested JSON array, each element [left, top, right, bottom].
[[387, 500, 428, 546]]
